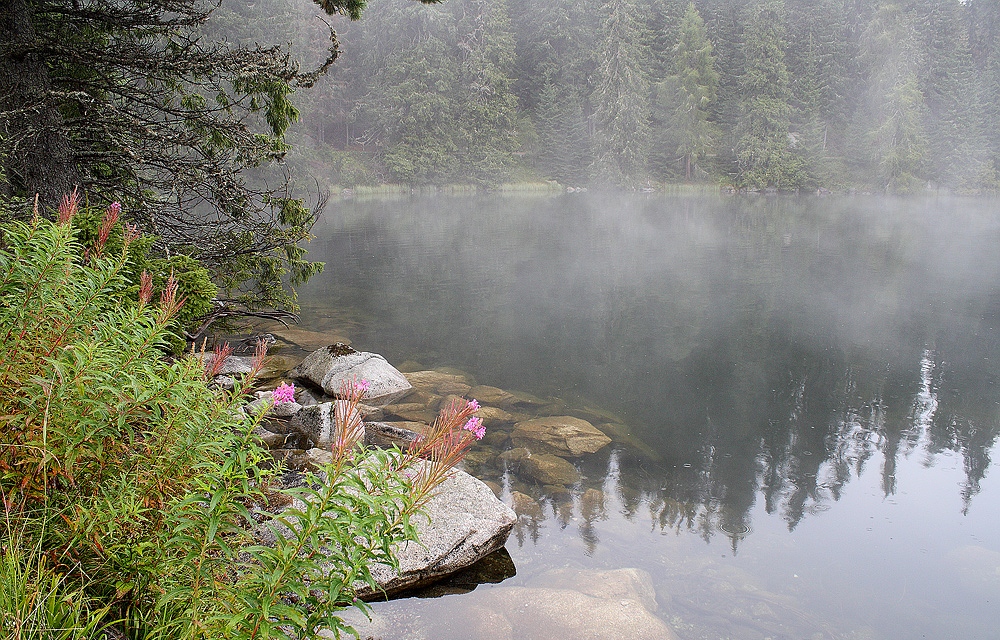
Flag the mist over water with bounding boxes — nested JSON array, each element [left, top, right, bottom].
[[300, 194, 1000, 639]]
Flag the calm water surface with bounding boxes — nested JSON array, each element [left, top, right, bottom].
[[297, 194, 1000, 639]]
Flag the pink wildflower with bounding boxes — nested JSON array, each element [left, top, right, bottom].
[[466, 399, 480, 411], [354, 379, 370, 394], [463, 416, 486, 440], [272, 382, 295, 404]]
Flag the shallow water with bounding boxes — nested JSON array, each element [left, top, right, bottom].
[[296, 193, 1000, 639]]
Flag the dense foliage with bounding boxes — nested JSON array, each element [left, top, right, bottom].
[[288, 0, 1000, 192], [0, 200, 484, 638]]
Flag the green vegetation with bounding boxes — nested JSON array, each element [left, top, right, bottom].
[[0, 199, 484, 638]]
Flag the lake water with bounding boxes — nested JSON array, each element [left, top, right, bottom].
[[295, 193, 1000, 639]]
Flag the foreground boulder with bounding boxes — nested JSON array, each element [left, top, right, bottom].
[[290, 344, 412, 405], [510, 416, 611, 457], [355, 465, 516, 599]]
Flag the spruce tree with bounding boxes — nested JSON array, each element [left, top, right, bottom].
[[669, 3, 719, 181], [733, 0, 800, 189], [592, 0, 652, 186]]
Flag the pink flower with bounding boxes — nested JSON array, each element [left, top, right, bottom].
[[272, 382, 296, 404], [354, 379, 370, 394], [463, 416, 486, 440], [466, 399, 480, 411]]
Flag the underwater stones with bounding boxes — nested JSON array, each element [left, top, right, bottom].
[[518, 453, 580, 486], [469, 384, 515, 406], [355, 464, 516, 599], [510, 416, 611, 457], [510, 491, 544, 520], [382, 402, 436, 424], [475, 405, 516, 428], [291, 345, 412, 405], [404, 370, 473, 396]]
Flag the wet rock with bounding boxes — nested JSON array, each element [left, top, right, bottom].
[[257, 355, 296, 381], [356, 403, 384, 421], [291, 345, 412, 405], [511, 416, 611, 457], [510, 491, 544, 519], [483, 480, 503, 497], [500, 390, 549, 411], [517, 454, 580, 486], [382, 402, 437, 424], [405, 370, 472, 396], [289, 402, 335, 449], [463, 449, 495, 467], [597, 422, 663, 461], [355, 464, 516, 599], [482, 430, 510, 448], [475, 405, 516, 428], [499, 447, 531, 463], [365, 421, 422, 451], [398, 389, 443, 410], [268, 448, 308, 470], [469, 385, 515, 406]]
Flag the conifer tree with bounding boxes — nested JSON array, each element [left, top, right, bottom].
[[733, 0, 800, 189], [592, 0, 652, 186], [668, 3, 719, 181]]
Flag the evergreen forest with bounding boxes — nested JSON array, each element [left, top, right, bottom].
[[275, 0, 1000, 193]]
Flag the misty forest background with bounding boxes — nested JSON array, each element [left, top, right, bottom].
[[232, 0, 1000, 194]]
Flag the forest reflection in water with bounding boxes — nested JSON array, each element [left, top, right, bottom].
[[299, 193, 1000, 638]]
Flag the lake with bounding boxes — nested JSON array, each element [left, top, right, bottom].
[[294, 193, 1000, 639]]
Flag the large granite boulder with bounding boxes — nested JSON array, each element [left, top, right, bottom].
[[290, 345, 411, 405], [510, 416, 611, 457], [356, 465, 516, 599]]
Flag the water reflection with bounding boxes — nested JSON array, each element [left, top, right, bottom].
[[301, 193, 1000, 553]]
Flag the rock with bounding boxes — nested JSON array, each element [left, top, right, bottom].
[[511, 416, 611, 457], [257, 355, 296, 381], [510, 491, 543, 519], [364, 421, 423, 451], [382, 402, 437, 424], [597, 422, 663, 462], [302, 447, 333, 471], [469, 385, 515, 406], [252, 425, 288, 449], [288, 402, 335, 448], [356, 403, 385, 421], [197, 353, 254, 376], [500, 390, 549, 411], [517, 454, 580, 486], [499, 447, 531, 463], [404, 370, 472, 396], [291, 345, 412, 405], [295, 387, 319, 407], [211, 375, 236, 391], [475, 405, 516, 428], [355, 464, 516, 599], [483, 480, 503, 497], [245, 393, 303, 419]]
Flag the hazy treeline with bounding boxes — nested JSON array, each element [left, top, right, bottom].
[[252, 0, 1000, 192]]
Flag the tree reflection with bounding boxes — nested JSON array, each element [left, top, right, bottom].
[[302, 193, 1000, 552]]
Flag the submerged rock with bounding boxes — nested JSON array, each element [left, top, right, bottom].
[[291, 345, 412, 405], [404, 370, 473, 396], [355, 464, 516, 599], [517, 453, 580, 486], [511, 416, 611, 457], [364, 421, 423, 451]]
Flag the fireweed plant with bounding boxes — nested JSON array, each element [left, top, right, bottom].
[[0, 196, 485, 639]]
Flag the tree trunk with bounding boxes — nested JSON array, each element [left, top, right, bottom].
[[0, 0, 79, 210]]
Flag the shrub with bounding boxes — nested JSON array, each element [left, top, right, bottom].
[[0, 199, 485, 639]]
